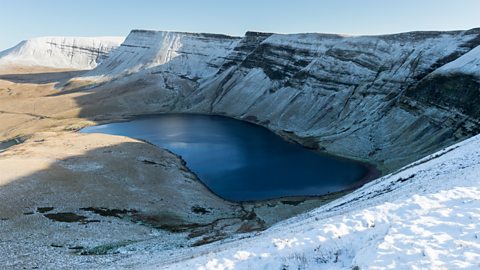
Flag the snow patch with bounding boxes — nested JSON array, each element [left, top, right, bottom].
[[59, 161, 104, 172], [434, 45, 480, 76]]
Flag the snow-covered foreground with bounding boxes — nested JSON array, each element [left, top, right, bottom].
[[146, 134, 480, 270]]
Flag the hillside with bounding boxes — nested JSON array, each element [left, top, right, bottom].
[[0, 36, 124, 69], [69, 28, 480, 173]]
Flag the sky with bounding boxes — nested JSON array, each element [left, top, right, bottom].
[[1, 0, 479, 50]]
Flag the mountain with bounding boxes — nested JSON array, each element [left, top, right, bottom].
[[1, 28, 480, 269], [0, 36, 124, 69], [83, 30, 241, 80], [70, 28, 480, 173]]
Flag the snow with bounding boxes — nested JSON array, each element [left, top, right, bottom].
[[434, 45, 480, 76], [83, 30, 241, 80], [142, 134, 480, 269], [0, 36, 124, 69]]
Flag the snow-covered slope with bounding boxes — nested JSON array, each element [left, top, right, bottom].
[[0, 36, 124, 69], [83, 30, 241, 80], [434, 45, 480, 76], [73, 28, 480, 173], [145, 133, 480, 270]]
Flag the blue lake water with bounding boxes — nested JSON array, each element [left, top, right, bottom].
[[82, 114, 371, 201]]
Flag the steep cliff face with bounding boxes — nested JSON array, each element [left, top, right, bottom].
[[0, 37, 124, 69], [181, 29, 480, 172], [73, 28, 480, 172]]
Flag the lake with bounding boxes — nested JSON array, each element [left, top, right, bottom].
[[82, 114, 371, 201]]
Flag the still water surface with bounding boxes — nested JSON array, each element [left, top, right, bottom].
[[82, 114, 370, 201]]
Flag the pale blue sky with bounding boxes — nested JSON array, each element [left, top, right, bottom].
[[1, 0, 479, 50]]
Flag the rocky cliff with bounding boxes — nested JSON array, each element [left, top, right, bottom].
[[72, 28, 480, 172]]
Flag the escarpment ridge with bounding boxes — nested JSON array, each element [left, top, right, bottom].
[[60, 28, 480, 172]]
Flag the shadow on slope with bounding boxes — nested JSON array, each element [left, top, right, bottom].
[[0, 135, 254, 268], [0, 70, 87, 85]]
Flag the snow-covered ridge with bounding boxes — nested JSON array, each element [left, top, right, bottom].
[[151, 132, 480, 269], [84, 30, 241, 80], [0, 36, 124, 69]]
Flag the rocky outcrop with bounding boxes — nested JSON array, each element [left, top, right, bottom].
[[0, 37, 124, 69], [71, 28, 480, 172]]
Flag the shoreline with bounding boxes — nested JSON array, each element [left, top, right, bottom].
[[79, 112, 383, 204]]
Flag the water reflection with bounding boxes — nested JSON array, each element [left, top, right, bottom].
[[82, 114, 369, 201]]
